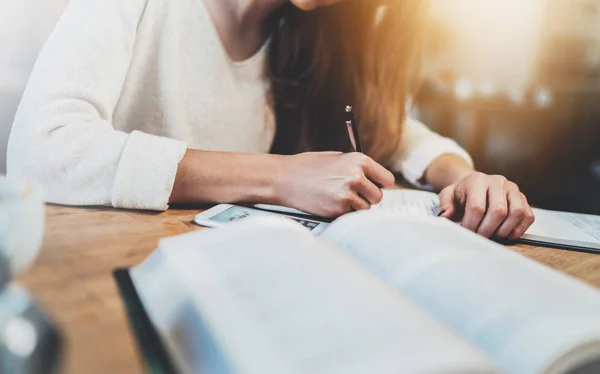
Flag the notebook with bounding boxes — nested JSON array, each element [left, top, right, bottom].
[[116, 212, 600, 374], [520, 208, 600, 253]]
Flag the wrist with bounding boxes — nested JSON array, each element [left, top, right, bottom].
[[261, 154, 287, 205], [424, 154, 476, 190], [268, 154, 294, 206], [449, 166, 476, 185]]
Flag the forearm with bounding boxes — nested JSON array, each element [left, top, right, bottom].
[[169, 149, 283, 204], [423, 154, 475, 191]]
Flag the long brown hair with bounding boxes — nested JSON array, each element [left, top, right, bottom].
[[268, 0, 429, 165]]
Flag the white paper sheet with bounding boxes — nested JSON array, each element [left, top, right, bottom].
[[521, 209, 600, 250], [256, 190, 441, 218], [373, 189, 440, 217]]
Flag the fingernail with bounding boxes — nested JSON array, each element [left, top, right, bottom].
[[437, 210, 446, 217]]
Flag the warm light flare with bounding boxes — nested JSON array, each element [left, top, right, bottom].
[[430, 0, 544, 88]]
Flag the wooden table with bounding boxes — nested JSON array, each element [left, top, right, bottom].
[[15, 204, 600, 374]]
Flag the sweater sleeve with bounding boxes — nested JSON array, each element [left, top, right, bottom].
[[389, 118, 474, 188], [6, 0, 187, 211]]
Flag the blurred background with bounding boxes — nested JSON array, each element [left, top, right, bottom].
[[0, 0, 599, 214], [0, 0, 68, 175], [417, 0, 600, 214]]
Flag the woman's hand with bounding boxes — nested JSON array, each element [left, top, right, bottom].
[[276, 152, 395, 217], [438, 172, 535, 240]]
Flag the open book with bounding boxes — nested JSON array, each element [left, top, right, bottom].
[[116, 211, 600, 374]]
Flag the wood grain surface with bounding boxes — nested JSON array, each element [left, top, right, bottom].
[[15, 204, 600, 374]]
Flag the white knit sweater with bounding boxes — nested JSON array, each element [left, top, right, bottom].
[[7, 0, 472, 211]]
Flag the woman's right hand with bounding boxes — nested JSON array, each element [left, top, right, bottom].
[[275, 152, 395, 217]]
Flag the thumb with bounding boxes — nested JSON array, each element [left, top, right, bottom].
[[437, 185, 456, 219]]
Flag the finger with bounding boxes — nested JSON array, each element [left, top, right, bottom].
[[362, 156, 395, 188], [438, 185, 458, 220], [318, 151, 344, 156], [508, 196, 536, 240], [348, 193, 372, 212], [494, 185, 527, 238], [356, 177, 384, 205], [476, 177, 509, 238], [329, 192, 366, 217], [460, 176, 489, 232]]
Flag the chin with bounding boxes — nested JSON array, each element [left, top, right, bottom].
[[290, 0, 318, 11]]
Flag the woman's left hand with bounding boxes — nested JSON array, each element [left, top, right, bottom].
[[437, 172, 535, 240]]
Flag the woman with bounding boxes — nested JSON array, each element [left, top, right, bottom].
[[7, 0, 534, 239]]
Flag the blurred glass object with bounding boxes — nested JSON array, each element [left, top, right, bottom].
[[0, 176, 45, 276], [0, 255, 62, 374], [0, 176, 62, 373]]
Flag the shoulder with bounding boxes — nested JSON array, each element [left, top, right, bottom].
[[403, 117, 440, 143]]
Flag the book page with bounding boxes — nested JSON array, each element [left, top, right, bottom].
[[255, 189, 440, 219], [132, 217, 497, 374], [521, 208, 600, 250], [373, 189, 440, 217], [322, 212, 600, 374]]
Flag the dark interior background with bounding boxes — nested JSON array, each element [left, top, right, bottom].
[[416, 0, 600, 215]]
